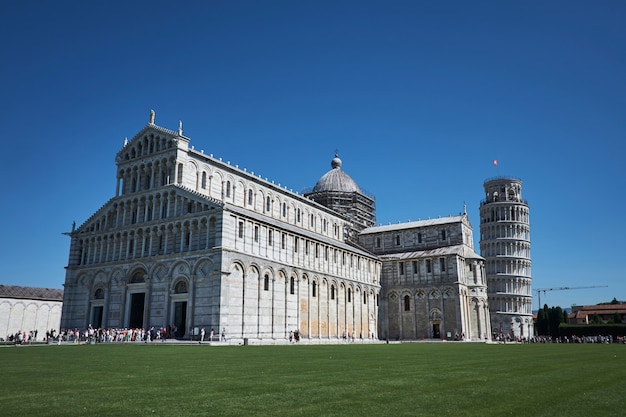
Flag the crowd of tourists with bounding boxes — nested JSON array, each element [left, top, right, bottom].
[[7, 328, 626, 345], [493, 332, 626, 344], [528, 334, 625, 343], [5, 330, 39, 345], [51, 326, 182, 344]]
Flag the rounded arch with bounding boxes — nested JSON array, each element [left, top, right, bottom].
[[288, 201, 298, 223], [193, 258, 215, 280], [429, 288, 440, 299], [224, 174, 235, 199], [260, 266, 275, 287], [275, 269, 287, 285], [187, 159, 199, 172], [261, 264, 275, 278], [92, 270, 108, 285], [229, 260, 245, 278], [245, 261, 260, 275], [430, 308, 442, 321], [128, 268, 146, 284], [235, 179, 245, 204], [172, 278, 189, 294], [93, 288, 105, 299], [169, 260, 191, 277], [210, 170, 224, 198]]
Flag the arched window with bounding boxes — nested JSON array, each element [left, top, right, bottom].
[[226, 181, 231, 198], [404, 295, 410, 311], [248, 189, 253, 206], [266, 196, 271, 212], [297, 208, 301, 223], [312, 281, 317, 297], [348, 288, 352, 303], [290, 277, 295, 295], [282, 202, 287, 217], [177, 163, 183, 185], [331, 285, 335, 300], [175, 280, 188, 293], [94, 288, 105, 299], [264, 274, 269, 291], [201, 172, 207, 189], [129, 270, 145, 283]]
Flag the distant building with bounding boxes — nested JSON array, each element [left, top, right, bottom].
[[569, 304, 626, 325], [479, 177, 533, 339], [0, 285, 63, 341], [60, 112, 491, 343]]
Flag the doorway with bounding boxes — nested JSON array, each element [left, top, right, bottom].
[[129, 293, 145, 328], [92, 306, 103, 329], [174, 301, 187, 338], [432, 323, 441, 339]]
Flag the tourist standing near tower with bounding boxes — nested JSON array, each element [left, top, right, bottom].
[[479, 176, 533, 340]]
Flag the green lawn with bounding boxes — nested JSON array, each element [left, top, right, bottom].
[[0, 342, 624, 416]]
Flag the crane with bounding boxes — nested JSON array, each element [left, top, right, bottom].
[[534, 285, 608, 310]]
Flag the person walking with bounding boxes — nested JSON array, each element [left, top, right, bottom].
[[200, 328, 205, 344]]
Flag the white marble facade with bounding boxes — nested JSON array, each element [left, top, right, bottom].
[[479, 178, 533, 340], [359, 216, 491, 341], [1, 286, 63, 341], [61, 116, 381, 343], [61, 113, 495, 343]]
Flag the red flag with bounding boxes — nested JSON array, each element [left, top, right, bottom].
[[493, 159, 498, 166]]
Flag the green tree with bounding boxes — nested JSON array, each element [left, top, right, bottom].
[[548, 306, 564, 338], [612, 312, 622, 324], [536, 308, 548, 335]]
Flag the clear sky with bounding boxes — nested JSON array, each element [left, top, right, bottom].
[[1, 1, 624, 310]]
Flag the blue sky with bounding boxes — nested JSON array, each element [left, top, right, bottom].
[[1, 1, 624, 310]]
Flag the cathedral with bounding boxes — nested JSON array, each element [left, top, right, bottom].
[[60, 112, 498, 343]]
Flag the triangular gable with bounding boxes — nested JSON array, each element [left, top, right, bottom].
[[115, 122, 187, 163], [72, 183, 223, 236]]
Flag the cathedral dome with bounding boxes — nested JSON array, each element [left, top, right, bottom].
[[312, 154, 362, 193]]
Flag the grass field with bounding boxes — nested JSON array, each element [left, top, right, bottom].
[[0, 342, 624, 416]]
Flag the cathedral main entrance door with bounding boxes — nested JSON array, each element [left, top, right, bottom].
[[92, 306, 103, 329], [129, 293, 145, 329], [173, 301, 187, 338]]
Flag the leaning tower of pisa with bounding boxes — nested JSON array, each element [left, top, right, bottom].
[[479, 177, 533, 340]]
